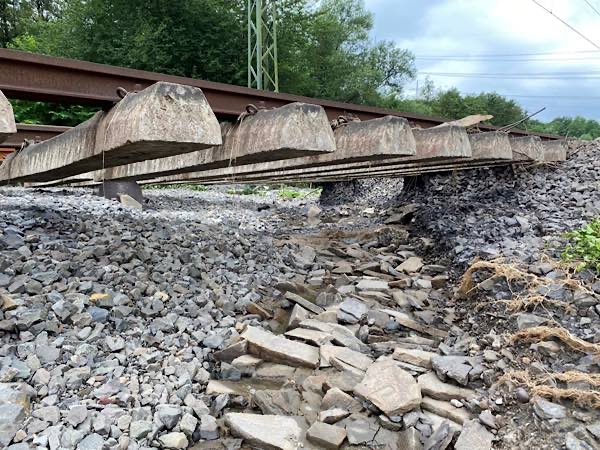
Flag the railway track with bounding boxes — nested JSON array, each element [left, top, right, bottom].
[[0, 50, 566, 187], [0, 48, 560, 148]]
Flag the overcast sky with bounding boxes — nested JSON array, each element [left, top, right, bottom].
[[364, 0, 600, 121]]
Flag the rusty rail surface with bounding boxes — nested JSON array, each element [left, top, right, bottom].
[[0, 49, 561, 141], [0, 124, 70, 149]]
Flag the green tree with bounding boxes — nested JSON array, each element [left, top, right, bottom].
[[278, 0, 415, 104], [429, 89, 525, 126]]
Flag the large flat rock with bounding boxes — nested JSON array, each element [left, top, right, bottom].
[[242, 326, 320, 368], [0, 90, 16, 144], [455, 419, 494, 450], [96, 102, 336, 181], [354, 358, 422, 416], [417, 372, 476, 402], [224, 413, 304, 450], [0, 82, 221, 183]]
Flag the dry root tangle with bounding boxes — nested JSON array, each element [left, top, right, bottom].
[[458, 259, 597, 314], [511, 325, 600, 356], [498, 370, 600, 409]]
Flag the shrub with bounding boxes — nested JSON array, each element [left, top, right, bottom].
[[142, 183, 208, 191], [562, 219, 600, 271]]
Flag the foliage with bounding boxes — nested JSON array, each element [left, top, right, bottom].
[[390, 86, 600, 139], [0, 0, 61, 47], [3, 0, 600, 140], [278, 187, 303, 200], [142, 183, 208, 191], [6, 0, 417, 125], [386, 87, 525, 127], [278, 0, 415, 103], [12, 100, 97, 126], [528, 117, 600, 140], [562, 219, 600, 272], [226, 185, 267, 196], [278, 186, 321, 200]]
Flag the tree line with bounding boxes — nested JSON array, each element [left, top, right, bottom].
[[2, 0, 599, 139]]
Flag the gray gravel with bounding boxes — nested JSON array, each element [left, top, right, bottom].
[[0, 140, 599, 450]]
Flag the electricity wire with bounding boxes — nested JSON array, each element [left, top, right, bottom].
[[531, 0, 600, 50]]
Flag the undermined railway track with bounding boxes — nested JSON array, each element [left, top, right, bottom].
[[0, 49, 566, 187], [0, 48, 560, 150]]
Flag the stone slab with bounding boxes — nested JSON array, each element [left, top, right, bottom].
[[242, 326, 320, 368], [421, 397, 471, 424], [0, 90, 16, 144], [417, 372, 476, 402], [96, 102, 336, 181], [393, 347, 436, 369], [284, 328, 333, 346], [455, 419, 494, 450], [306, 421, 346, 449], [0, 82, 221, 183], [224, 413, 304, 450], [354, 358, 422, 416], [320, 345, 373, 372]]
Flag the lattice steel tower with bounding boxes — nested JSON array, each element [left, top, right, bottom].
[[248, 0, 279, 92]]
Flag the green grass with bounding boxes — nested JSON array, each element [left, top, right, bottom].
[[562, 218, 600, 272], [278, 186, 322, 200], [226, 185, 267, 196], [142, 183, 208, 191], [278, 187, 304, 200]]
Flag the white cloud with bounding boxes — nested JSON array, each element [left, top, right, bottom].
[[365, 0, 600, 120]]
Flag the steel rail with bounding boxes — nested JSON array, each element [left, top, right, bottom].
[[0, 49, 561, 140], [0, 124, 70, 149]]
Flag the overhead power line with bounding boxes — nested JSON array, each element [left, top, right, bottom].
[[422, 70, 600, 75], [531, 0, 600, 50], [503, 94, 600, 99], [582, 0, 600, 18], [415, 49, 600, 58], [416, 56, 600, 62], [420, 71, 600, 79]]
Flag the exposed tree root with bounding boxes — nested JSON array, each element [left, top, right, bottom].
[[458, 260, 536, 296], [498, 370, 600, 409], [458, 259, 598, 315], [511, 326, 600, 356], [497, 294, 574, 314]]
